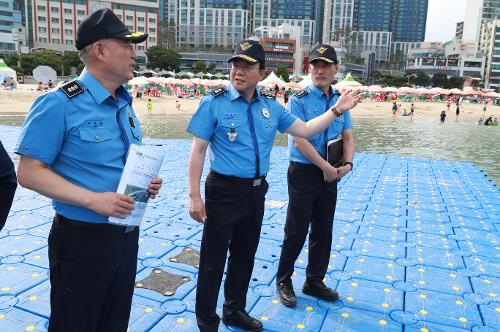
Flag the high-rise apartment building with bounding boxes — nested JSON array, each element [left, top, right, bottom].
[[479, 18, 500, 90], [456, 22, 464, 39], [322, 0, 355, 43], [323, 0, 427, 61], [251, 0, 318, 47], [174, 0, 250, 48], [390, 0, 427, 42], [24, 1, 159, 63], [0, 0, 25, 52], [463, 0, 500, 42], [1, 0, 23, 33]]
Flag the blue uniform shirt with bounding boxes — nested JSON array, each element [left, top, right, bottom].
[[288, 84, 353, 164], [17, 68, 144, 223], [187, 83, 297, 178]]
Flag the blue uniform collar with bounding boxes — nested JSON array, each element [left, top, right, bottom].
[[78, 68, 132, 106], [308, 83, 337, 101], [228, 83, 263, 103]]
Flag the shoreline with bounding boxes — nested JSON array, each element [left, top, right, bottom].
[[0, 84, 498, 122]]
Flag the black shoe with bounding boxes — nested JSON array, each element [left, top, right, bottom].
[[222, 309, 263, 331], [277, 281, 297, 307], [302, 280, 339, 301]]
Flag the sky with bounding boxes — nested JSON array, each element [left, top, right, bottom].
[[425, 0, 466, 42]]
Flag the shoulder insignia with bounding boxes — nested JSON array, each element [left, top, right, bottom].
[[294, 90, 309, 99], [260, 92, 276, 99], [210, 87, 227, 97], [59, 80, 84, 98]]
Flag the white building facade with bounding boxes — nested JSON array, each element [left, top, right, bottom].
[[25, 0, 159, 63], [479, 18, 500, 90]]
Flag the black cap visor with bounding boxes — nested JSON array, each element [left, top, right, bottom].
[[113, 31, 148, 44], [228, 54, 259, 64], [309, 56, 335, 64]]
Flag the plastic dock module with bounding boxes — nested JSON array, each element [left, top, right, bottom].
[[0, 125, 499, 331]]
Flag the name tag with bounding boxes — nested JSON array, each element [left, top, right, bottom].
[[224, 113, 239, 120]]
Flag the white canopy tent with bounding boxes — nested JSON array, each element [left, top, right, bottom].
[[260, 71, 285, 87], [0, 59, 16, 81]]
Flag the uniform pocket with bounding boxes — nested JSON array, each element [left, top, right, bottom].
[[79, 128, 112, 142]]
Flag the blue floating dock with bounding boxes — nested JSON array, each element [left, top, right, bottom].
[[1, 125, 499, 331]]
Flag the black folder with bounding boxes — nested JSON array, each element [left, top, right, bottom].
[[326, 138, 343, 167]]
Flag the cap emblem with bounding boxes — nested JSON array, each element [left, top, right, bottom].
[[240, 42, 252, 51], [125, 32, 145, 38], [317, 47, 327, 54]]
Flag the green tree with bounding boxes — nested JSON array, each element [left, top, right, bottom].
[[145, 46, 181, 72], [276, 64, 289, 82], [431, 72, 448, 88], [370, 70, 383, 84], [61, 52, 83, 76], [447, 76, 464, 89], [413, 71, 430, 87], [207, 63, 217, 72], [194, 60, 206, 73]]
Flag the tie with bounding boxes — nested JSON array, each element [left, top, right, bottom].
[[246, 103, 260, 178]]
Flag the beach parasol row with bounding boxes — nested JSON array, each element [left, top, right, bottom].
[[127, 74, 500, 98]]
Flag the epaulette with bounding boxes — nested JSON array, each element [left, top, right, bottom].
[[260, 92, 276, 99], [294, 90, 309, 99], [210, 87, 227, 97], [59, 80, 84, 99]]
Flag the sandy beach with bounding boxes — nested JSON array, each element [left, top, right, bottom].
[[1, 83, 498, 122]]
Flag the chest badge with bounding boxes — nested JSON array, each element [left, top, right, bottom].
[[261, 107, 270, 119], [228, 126, 237, 142]]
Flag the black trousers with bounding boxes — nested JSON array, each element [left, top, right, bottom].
[[0, 140, 17, 230], [196, 172, 268, 332], [48, 215, 139, 332], [277, 162, 338, 285]]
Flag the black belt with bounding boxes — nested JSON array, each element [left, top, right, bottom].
[[290, 161, 320, 169], [209, 170, 266, 187], [54, 214, 137, 234]]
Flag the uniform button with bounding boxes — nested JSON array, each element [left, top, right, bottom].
[[95, 135, 100, 140]]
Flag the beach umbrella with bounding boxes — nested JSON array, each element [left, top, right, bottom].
[[428, 87, 449, 95], [484, 91, 498, 98], [398, 86, 414, 94], [213, 72, 226, 79], [414, 87, 429, 95], [290, 75, 303, 83], [128, 76, 150, 85], [382, 86, 399, 93], [33, 65, 57, 84], [461, 87, 481, 96], [367, 85, 383, 92]]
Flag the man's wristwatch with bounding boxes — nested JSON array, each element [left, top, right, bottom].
[[343, 162, 353, 170], [331, 107, 343, 117]]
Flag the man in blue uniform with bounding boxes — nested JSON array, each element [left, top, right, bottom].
[[276, 44, 354, 307], [16, 9, 162, 332], [187, 39, 362, 332], [0, 140, 17, 230]]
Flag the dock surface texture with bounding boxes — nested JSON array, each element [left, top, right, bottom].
[[0, 125, 498, 331]]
